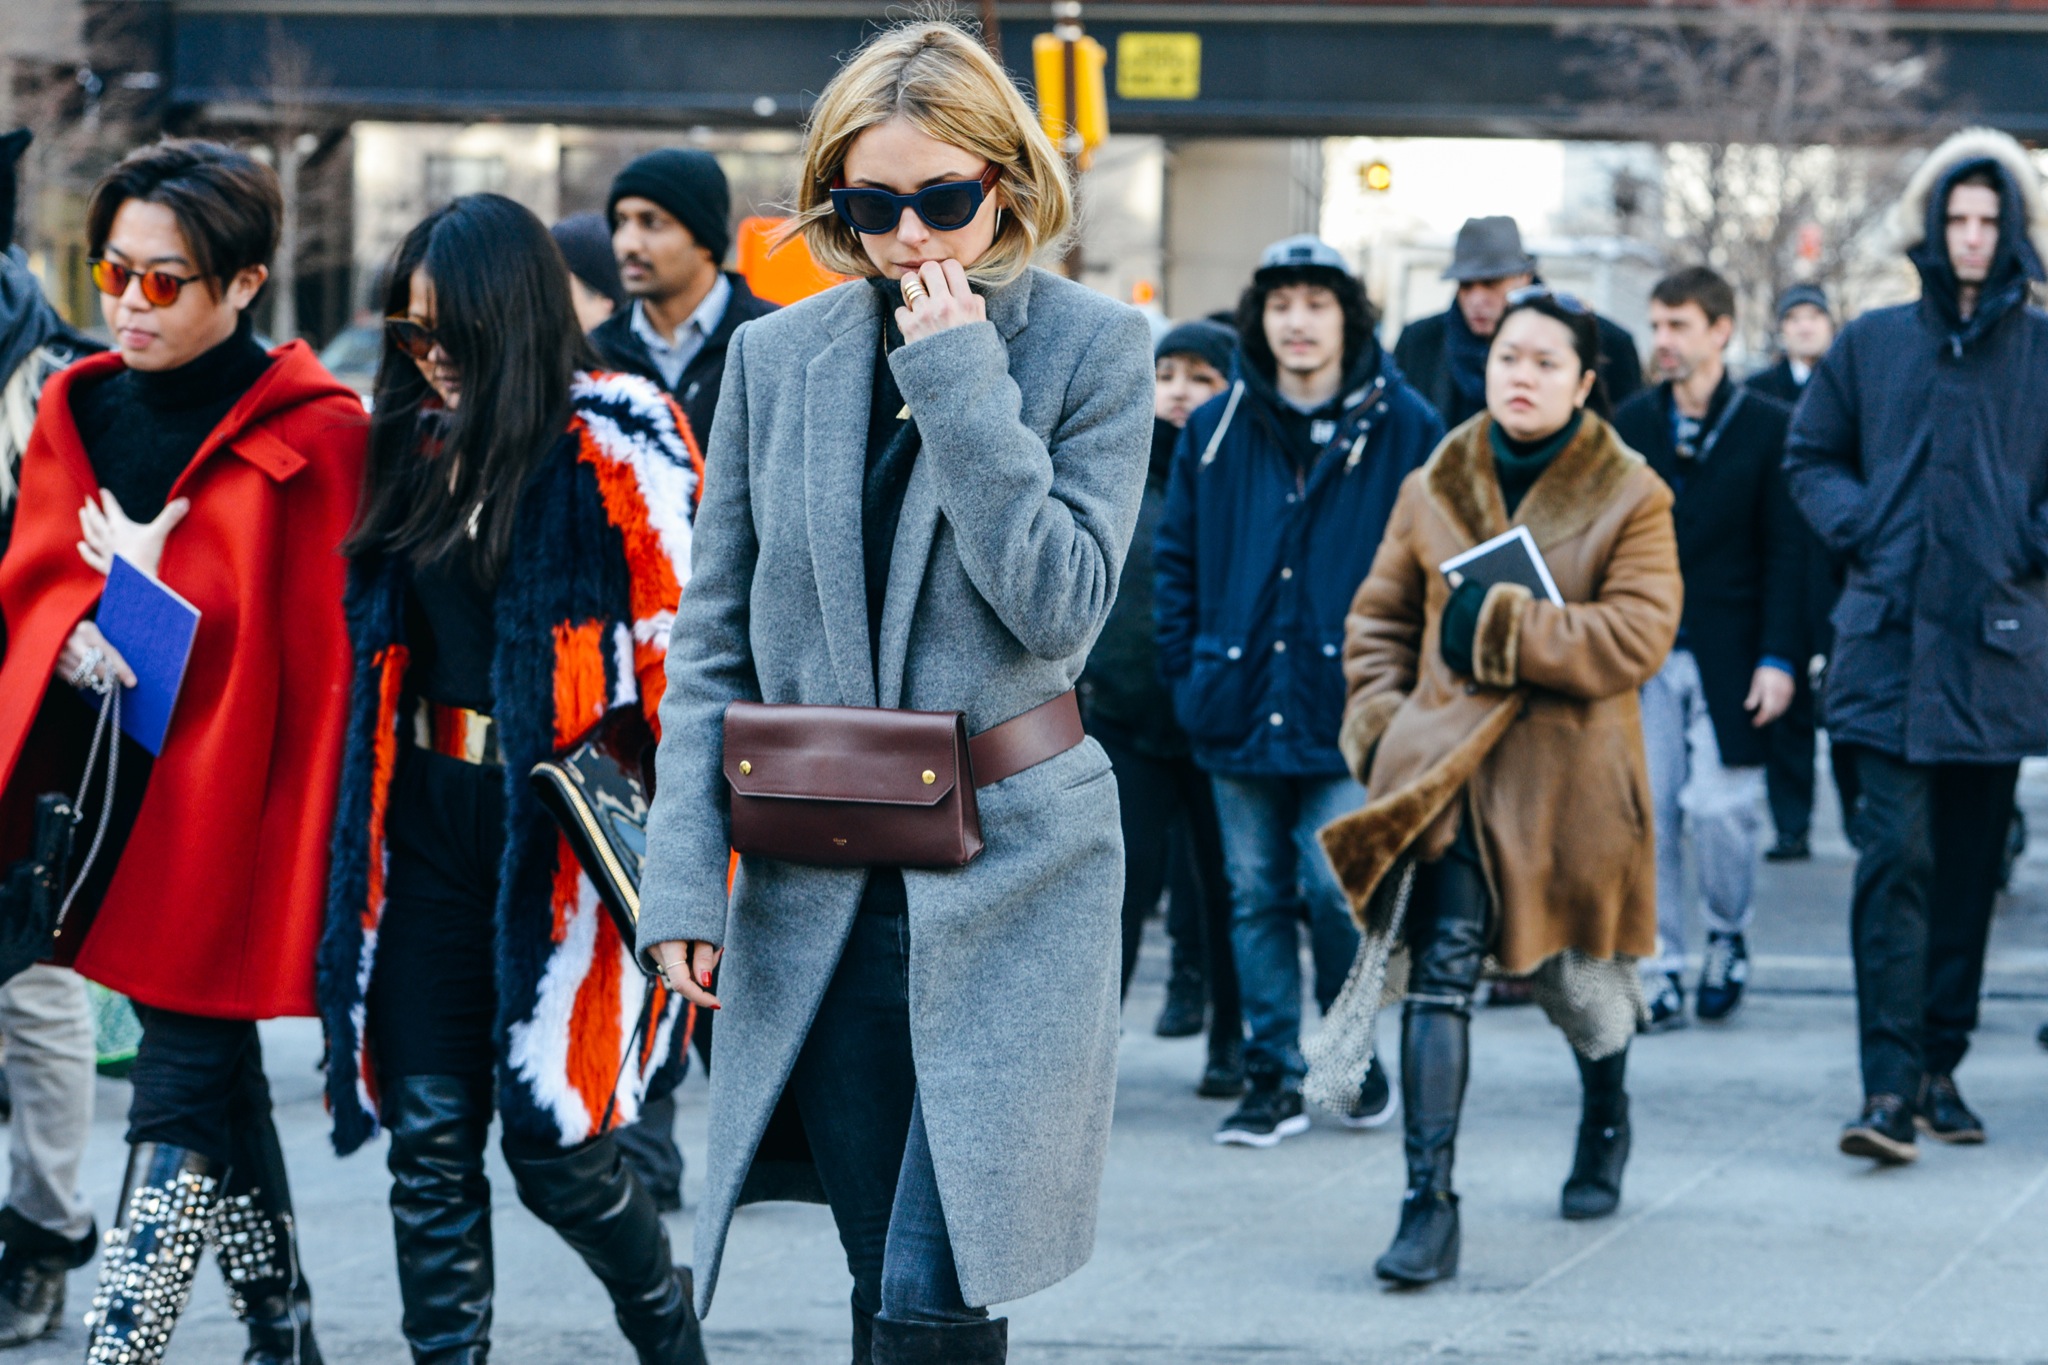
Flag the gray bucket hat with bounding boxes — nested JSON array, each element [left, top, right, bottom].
[[1442, 216, 1538, 283]]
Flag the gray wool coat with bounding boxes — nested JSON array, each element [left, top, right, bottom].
[[636, 265, 1154, 1314]]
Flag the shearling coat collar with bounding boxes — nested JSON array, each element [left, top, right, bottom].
[[1422, 411, 1646, 553]]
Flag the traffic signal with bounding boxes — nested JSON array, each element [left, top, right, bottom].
[[1033, 30, 1109, 168], [1361, 160, 1392, 193]]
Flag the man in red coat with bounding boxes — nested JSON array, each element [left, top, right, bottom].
[[0, 139, 364, 1364]]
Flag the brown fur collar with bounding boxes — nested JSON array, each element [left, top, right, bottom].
[[1422, 412, 1645, 551]]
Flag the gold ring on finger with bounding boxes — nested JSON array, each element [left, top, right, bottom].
[[901, 274, 928, 307]]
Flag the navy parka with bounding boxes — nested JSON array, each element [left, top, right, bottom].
[[1786, 154, 2048, 764], [1155, 342, 1443, 777]]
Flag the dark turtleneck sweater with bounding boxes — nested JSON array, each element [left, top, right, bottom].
[[863, 278, 920, 667], [70, 314, 274, 520]]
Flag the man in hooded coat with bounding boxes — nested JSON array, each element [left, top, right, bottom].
[[1785, 126, 2048, 1165]]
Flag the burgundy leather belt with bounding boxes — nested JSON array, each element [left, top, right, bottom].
[[967, 690, 1086, 788]]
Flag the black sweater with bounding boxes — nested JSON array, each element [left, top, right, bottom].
[[70, 316, 273, 520]]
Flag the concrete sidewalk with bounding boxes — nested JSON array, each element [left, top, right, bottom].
[[9, 760, 2048, 1363]]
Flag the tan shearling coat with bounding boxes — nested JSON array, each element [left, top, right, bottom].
[[1320, 413, 1681, 974]]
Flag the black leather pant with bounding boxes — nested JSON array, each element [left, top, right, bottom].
[[1406, 828, 1492, 1008]]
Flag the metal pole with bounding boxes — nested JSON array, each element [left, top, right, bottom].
[[1055, 0, 1084, 280]]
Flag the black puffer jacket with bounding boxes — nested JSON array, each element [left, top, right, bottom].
[[1081, 418, 1184, 756]]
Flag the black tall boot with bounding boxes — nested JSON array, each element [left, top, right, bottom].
[[503, 1132, 707, 1365], [385, 1075, 495, 1365], [85, 1143, 224, 1364], [1562, 1046, 1631, 1221], [215, 1111, 322, 1364], [871, 1316, 1007, 1364], [1374, 1003, 1467, 1286]]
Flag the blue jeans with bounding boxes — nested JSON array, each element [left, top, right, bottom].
[[786, 883, 985, 1326], [1210, 774, 1367, 1081]]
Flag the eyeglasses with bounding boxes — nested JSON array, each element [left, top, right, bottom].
[[89, 259, 208, 307], [384, 317, 441, 360], [1506, 284, 1591, 316], [829, 168, 1000, 235]]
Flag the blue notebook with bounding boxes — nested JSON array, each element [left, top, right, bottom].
[[92, 555, 201, 756]]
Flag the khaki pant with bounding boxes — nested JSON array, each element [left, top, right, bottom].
[[0, 964, 96, 1240]]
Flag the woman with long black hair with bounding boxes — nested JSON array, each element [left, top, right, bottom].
[[1324, 289, 1681, 1286], [317, 192, 707, 1364]]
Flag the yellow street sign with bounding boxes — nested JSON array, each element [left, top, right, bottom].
[[1115, 32, 1201, 101]]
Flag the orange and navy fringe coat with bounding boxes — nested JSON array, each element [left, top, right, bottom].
[[318, 372, 702, 1155]]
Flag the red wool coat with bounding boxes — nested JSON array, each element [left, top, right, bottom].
[[0, 343, 367, 1019]]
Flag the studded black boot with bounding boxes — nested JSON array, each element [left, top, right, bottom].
[[215, 1113, 322, 1363], [85, 1143, 224, 1364]]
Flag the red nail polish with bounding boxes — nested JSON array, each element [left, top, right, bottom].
[[699, 972, 713, 990]]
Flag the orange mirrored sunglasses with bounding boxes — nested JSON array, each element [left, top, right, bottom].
[[89, 258, 207, 307]]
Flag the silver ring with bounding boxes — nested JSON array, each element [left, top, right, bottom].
[[901, 274, 928, 307], [69, 646, 104, 689]]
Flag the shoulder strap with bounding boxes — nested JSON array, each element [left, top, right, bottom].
[[1199, 381, 1245, 466]]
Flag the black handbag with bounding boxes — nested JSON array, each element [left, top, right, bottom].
[[530, 707, 655, 977], [0, 683, 121, 987]]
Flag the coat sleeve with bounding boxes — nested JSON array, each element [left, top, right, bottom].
[[1152, 420, 1200, 689], [638, 329, 762, 954], [1503, 478, 1681, 701], [1339, 478, 1426, 779], [1783, 333, 1870, 560], [889, 307, 1154, 662], [1757, 414, 1807, 668]]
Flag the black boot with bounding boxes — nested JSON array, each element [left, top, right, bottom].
[[1561, 1047, 1631, 1221], [1374, 1003, 1466, 1286], [0, 1206, 94, 1346], [385, 1075, 495, 1364], [1154, 965, 1206, 1038], [85, 1143, 224, 1364], [503, 1132, 707, 1365], [851, 1294, 875, 1364], [215, 1112, 322, 1363], [871, 1316, 1007, 1364]]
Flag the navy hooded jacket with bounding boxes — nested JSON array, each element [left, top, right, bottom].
[[1785, 148, 2048, 764], [1155, 338, 1442, 777]]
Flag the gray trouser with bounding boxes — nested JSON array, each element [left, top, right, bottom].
[[0, 964, 96, 1240], [1640, 649, 1766, 978]]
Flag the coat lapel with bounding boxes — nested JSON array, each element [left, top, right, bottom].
[[1422, 411, 1642, 552], [872, 272, 1035, 709], [803, 284, 882, 708], [1421, 415, 1507, 547]]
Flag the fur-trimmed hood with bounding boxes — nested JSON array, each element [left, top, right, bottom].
[[1893, 126, 2048, 261]]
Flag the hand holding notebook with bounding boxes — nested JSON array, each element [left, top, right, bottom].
[[1439, 526, 1565, 607], [85, 556, 201, 756]]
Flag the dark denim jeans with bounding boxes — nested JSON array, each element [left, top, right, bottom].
[[1209, 773, 1366, 1081], [786, 885, 985, 1326], [1849, 749, 2019, 1099]]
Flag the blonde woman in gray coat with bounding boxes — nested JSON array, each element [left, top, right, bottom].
[[635, 20, 1154, 1365]]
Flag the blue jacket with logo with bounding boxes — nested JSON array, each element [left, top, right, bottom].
[[1155, 341, 1442, 777]]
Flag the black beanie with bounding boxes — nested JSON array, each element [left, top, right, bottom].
[[1155, 319, 1237, 377], [551, 212, 625, 307], [607, 149, 732, 266]]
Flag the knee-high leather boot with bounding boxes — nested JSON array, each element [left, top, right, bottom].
[[1374, 1003, 1468, 1286], [85, 1143, 224, 1364], [214, 1111, 321, 1364], [503, 1132, 707, 1365], [385, 1075, 495, 1365], [1561, 1045, 1631, 1221]]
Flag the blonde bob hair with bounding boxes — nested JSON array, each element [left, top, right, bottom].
[[790, 20, 1072, 286]]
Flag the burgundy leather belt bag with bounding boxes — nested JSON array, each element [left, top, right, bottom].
[[722, 690, 1085, 868]]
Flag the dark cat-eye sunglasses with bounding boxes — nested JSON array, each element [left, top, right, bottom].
[[829, 167, 1000, 235]]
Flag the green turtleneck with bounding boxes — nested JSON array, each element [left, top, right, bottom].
[[1488, 409, 1583, 516]]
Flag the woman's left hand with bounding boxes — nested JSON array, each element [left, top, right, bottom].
[[896, 259, 986, 345], [78, 489, 189, 579]]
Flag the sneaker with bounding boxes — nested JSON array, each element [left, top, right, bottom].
[[1154, 967, 1206, 1038], [1214, 1077, 1309, 1148], [1764, 833, 1811, 862], [1839, 1093, 1919, 1164], [1196, 1034, 1247, 1099], [1341, 1054, 1397, 1129], [1696, 932, 1749, 1022], [1639, 973, 1688, 1033], [1915, 1074, 1985, 1144]]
